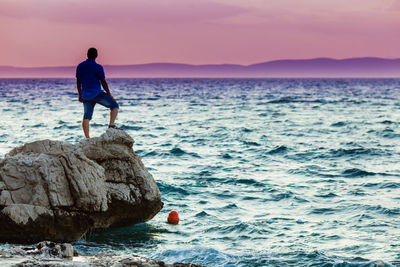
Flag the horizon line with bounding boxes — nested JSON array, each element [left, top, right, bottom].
[[1, 56, 400, 69]]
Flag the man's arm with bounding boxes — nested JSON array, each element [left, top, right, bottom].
[[76, 78, 83, 102], [100, 79, 115, 101]]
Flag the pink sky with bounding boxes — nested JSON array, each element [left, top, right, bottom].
[[0, 0, 399, 67]]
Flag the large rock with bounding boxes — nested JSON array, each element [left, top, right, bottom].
[[0, 129, 163, 243]]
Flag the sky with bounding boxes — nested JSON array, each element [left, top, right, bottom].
[[0, 0, 399, 67]]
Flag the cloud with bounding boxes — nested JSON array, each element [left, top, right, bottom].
[[0, 0, 247, 24]]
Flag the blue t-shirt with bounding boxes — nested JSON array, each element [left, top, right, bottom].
[[76, 59, 105, 100]]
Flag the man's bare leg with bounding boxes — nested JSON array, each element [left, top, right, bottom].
[[82, 119, 90, 138], [109, 108, 119, 126]]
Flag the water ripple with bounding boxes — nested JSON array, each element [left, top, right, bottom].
[[1, 78, 400, 266]]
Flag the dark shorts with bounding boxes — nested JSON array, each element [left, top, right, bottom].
[[83, 92, 119, 120]]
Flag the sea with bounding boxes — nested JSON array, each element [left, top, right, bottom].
[[0, 78, 399, 266]]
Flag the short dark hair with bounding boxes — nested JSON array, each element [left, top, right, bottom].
[[87, 48, 98, 59]]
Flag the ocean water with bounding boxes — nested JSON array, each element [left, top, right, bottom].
[[0, 78, 399, 267]]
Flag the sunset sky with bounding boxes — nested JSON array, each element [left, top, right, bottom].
[[0, 0, 399, 67]]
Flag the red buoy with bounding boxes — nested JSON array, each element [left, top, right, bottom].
[[167, 211, 179, 224]]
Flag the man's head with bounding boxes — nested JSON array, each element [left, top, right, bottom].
[[87, 48, 98, 60]]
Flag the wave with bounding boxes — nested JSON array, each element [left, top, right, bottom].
[[157, 183, 191, 196], [151, 246, 395, 267], [23, 123, 46, 128], [329, 147, 381, 157], [121, 125, 143, 131], [91, 122, 107, 128], [235, 178, 265, 187], [342, 168, 377, 178], [234, 178, 258, 185], [288, 166, 337, 178], [75, 224, 171, 251], [378, 182, 400, 189], [198, 170, 213, 177], [315, 192, 338, 198], [365, 205, 400, 216], [3, 78, 400, 266], [267, 145, 288, 154], [287, 146, 392, 163], [142, 150, 158, 157], [221, 153, 233, 159], [222, 203, 239, 210], [378, 128, 400, 139], [152, 246, 236, 267], [310, 207, 338, 215], [267, 97, 332, 104], [380, 120, 395, 125], [243, 141, 261, 146], [267, 192, 294, 201], [242, 127, 253, 133], [53, 124, 79, 130], [194, 211, 211, 218], [330, 121, 347, 127], [288, 166, 392, 179], [170, 147, 187, 156], [204, 222, 252, 235], [144, 147, 201, 158]]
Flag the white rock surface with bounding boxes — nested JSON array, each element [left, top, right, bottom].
[[2, 205, 53, 225], [0, 129, 163, 243]]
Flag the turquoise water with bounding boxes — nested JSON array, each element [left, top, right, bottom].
[[0, 78, 399, 266]]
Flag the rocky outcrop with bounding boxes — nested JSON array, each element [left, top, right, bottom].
[[0, 129, 163, 243], [0, 242, 203, 267]]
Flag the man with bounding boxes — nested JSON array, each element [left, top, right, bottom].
[[76, 47, 120, 138]]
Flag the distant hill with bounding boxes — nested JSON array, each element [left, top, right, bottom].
[[1, 57, 400, 78]]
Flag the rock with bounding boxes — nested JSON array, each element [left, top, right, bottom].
[[33, 241, 74, 259], [0, 129, 163, 243], [5, 241, 74, 259], [89, 255, 204, 267], [0, 242, 204, 267]]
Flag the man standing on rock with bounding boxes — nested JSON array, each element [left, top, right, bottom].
[[76, 47, 120, 138]]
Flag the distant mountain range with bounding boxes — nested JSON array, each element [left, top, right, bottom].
[[1, 57, 399, 78]]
